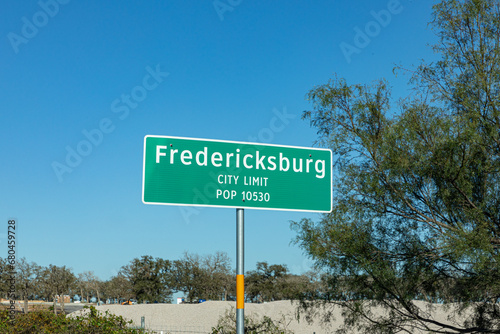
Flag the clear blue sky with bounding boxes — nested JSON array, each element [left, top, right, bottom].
[[1, 0, 437, 283]]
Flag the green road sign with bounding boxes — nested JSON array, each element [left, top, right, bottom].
[[142, 135, 332, 212]]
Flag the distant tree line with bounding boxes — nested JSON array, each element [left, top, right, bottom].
[[0, 251, 321, 311]]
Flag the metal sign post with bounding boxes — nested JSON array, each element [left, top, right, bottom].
[[236, 208, 244, 334]]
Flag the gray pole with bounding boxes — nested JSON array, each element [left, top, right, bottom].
[[236, 208, 244, 334]]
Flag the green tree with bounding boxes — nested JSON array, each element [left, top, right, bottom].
[[201, 251, 233, 301], [282, 273, 318, 301], [119, 255, 173, 303], [0, 258, 8, 299], [39, 265, 76, 314], [76, 272, 90, 303], [212, 307, 294, 334], [293, 0, 500, 332], [15, 258, 42, 313], [246, 262, 289, 303], [245, 263, 316, 303], [102, 274, 134, 303], [76, 271, 102, 304], [172, 251, 233, 302]]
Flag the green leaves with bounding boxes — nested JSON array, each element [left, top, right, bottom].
[[0, 306, 148, 334], [119, 255, 173, 304], [171, 251, 233, 302], [211, 308, 294, 334], [294, 1, 500, 332]]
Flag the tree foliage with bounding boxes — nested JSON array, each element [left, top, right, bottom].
[[245, 262, 318, 303], [119, 255, 173, 303], [39, 265, 76, 314], [211, 307, 294, 334], [76, 271, 102, 304], [0, 253, 317, 310], [246, 262, 288, 303], [293, 0, 500, 332], [101, 275, 133, 303], [0, 306, 149, 334], [172, 251, 233, 302]]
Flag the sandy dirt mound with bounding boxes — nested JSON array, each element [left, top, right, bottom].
[[70, 300, 330, 333], [69, 300, 470, 334]]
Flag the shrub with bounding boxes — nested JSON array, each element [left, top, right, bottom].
[[211, 307, 294, 334], [0, 306, 149, 334]]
